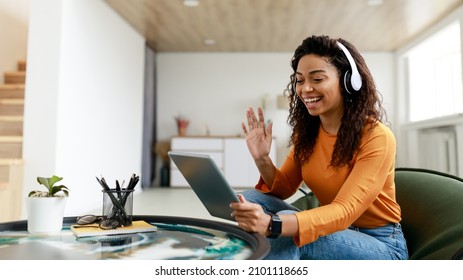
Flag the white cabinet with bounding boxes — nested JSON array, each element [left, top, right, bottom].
[[224, 138, 276, 187], [170, 137, 223, 187], [171, 137, 223, 151], [169, 137, 276, 188]]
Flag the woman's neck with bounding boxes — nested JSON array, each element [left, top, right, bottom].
[[320, 113, 342, 135]]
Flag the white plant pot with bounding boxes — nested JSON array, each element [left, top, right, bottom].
[[26, 196, 67, 234]]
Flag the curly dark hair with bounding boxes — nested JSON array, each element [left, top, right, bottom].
[[286, 35, 387, 167]]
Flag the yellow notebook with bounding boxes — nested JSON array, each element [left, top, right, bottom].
[[70, 220, 157, 238]]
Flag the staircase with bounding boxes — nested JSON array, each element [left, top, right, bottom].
[[0, 60, 25, 223]]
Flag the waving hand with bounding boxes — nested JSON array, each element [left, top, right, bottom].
[[241, 107, 273, 161]]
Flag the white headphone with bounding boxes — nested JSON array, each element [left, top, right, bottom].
[[336, 41, 362, 94]]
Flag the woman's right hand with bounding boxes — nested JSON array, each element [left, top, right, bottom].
[[241, 107, 273, 161], [230, 194, 272, 236]]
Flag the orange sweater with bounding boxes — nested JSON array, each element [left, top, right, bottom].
[[256, 122, 401, 246]]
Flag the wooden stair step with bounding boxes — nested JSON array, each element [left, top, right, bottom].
[[4, 71, 26, 84], [0, 116, 23, 136], [0, 136, 23, 158], [0, 84, 25, 98], [0, 99, 24, 105], [0, 99, 24, 116], [0, 135, 23, 142], [0, 136, 23, 142], [0, 158, 23, 164], [0, 116, 23, 121], [17, 60, 26, 71], [0, 144, 22, 158]]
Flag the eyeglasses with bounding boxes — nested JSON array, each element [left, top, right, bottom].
[[74, 215, 120, 230]]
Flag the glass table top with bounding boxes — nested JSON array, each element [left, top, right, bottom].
[[0, 215, 269, 260]]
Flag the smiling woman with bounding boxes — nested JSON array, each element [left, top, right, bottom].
[[232, 35, 407, 260]]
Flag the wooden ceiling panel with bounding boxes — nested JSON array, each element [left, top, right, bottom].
[[105, 0, 462, 52]]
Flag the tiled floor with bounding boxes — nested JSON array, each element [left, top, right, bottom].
[[132, 186, 305, 224]]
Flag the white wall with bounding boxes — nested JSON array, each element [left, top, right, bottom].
[[156, 51, 395, 180], [22, 0, 145, 216], [0, 0, 29, 81], [363, 53, 396, 130]]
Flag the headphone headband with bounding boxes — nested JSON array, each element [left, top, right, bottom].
[[336, 41, 362, 93]]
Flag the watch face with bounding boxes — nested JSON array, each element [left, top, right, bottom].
[[268, 214, 282, 238]]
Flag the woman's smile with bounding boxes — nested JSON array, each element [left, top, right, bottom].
[[302, 95, 323, 111]]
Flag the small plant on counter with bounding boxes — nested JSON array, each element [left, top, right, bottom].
[[28, 175, 70, 197]]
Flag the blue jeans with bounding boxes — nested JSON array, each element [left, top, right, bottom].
[[241, 189, 409, 260]]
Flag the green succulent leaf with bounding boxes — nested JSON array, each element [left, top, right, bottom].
[[50, 185, 69, 197], [48, 175, 63, 187], [28, 190, 39, 197], [37, 177, 51, 189]]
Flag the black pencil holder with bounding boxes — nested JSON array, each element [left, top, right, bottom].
[[102, 188, 134, 227]]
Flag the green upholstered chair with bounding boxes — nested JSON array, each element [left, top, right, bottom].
[[394, 168, 463, 259], [291, 167, 463, 260]]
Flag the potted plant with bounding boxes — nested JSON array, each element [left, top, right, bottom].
[[26, 175, 70, 234]]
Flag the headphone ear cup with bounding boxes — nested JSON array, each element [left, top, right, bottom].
[[343, 70, 361, 95], [337, 41, 362, 95], [343, 70, 354, 95]]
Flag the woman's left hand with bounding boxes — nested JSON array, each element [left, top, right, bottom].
[[230, 194, 271, 236]]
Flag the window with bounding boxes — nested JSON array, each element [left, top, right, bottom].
[[406, 21, 462, 122]]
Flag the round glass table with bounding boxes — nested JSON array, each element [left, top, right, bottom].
[[0, 215, 269, 260]]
